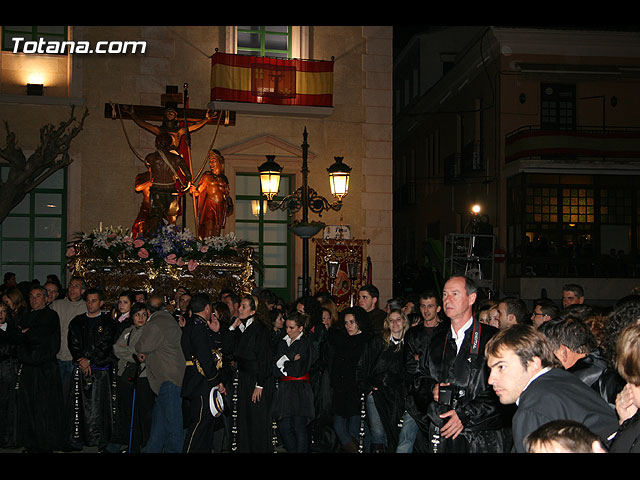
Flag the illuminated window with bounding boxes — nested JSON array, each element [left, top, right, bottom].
[[526, 187, 558, 224], [562, 188, 594, 224]]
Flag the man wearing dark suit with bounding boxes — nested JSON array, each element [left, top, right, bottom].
[[486, 323, 619, 453], [181, 293, 230, 453]]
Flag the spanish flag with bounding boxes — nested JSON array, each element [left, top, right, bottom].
[[211, 52, 334, 107]]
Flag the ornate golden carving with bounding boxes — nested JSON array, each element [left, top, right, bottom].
[[69, 247, 255, 307]]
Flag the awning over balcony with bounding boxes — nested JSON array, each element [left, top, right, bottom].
[[210, 52, 334, 107], [505, 126, 640, 163]]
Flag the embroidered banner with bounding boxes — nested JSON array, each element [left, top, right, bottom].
[[313, 239, 368, 311], [211, 52, 334, 107]]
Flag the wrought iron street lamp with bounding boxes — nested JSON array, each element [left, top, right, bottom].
[[258, 127, 351, 297], [258, 155, 283, 201]]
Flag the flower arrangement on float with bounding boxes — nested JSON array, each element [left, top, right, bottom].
[[66, 223, 253, 272]]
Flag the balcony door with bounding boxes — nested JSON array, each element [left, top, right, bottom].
[[541, 83, 575, 130]]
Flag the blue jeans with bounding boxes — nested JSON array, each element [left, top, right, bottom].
[[143, 381, 183, 453], [396, 410, 419, 453], [277, 415, 308, 453], [333, 414, 370, 451], [58, 359, 74, 400], [366, 394, 387, 446]]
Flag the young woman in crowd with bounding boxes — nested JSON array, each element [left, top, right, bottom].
[[112, 302, 153, 453], [269, 308, 286, 351], [328, 306, 371, 453], [609, 324, 640, 452], [356, 308, 410, 453], [229, 294, 274, 453], [112, 290, 136, 337], [1, 289, 27, 324], [271, 311, 315, 453]]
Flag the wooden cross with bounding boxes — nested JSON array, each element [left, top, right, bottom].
[[103, 85, 236, 125]]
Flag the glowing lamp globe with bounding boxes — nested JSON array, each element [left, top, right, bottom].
[[327, 156, 351, 201], [258, 155, 283, 200]]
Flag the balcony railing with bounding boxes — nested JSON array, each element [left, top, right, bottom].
[[505, 125, 640, 163]]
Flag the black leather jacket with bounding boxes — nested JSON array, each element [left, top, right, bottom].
[[67, 312, 118, 367], [414, 318, 506, 452], [568, 349, 624, 408]]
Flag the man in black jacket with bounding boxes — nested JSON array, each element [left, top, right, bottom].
[[414, 275, 506, 453], [13, 286, 65, 452], [181, 292, 230, 453], [397, 290, 443, 453], [66, 288, 118, 451], [486, 323, 619, 453]]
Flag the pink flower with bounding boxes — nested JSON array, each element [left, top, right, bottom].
[[176, 257, 185, 267], [137, 248, 149, 259], [188, 259, 199, 271], [165, 253, 177, 265], [123, 236, 133, 245], [66, 246, 76, 257], [199, 245, 209, 253], [133, 239, 145, 248]]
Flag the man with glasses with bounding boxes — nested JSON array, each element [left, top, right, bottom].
[[531, 298, 560, 329]]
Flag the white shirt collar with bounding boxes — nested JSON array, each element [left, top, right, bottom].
[[450, 316, 474, 353], [516, 366, 552, 406], [238, 316, 254, 333], [284, 330, 303, 346]]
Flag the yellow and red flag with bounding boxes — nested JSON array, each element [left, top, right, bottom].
[[211, 52, 334, 107]]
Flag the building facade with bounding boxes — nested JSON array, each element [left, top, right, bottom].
[[394, 26, 640, 306], [0, 26, 393, 304]]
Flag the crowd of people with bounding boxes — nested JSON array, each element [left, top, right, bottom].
[[1, 269, 640, 454]]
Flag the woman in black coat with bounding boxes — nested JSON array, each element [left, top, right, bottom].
[[356, 308, 410, 453], [228, 294, 274, 453], [328, 306, 371, 453], [271, 311, 316, 453]]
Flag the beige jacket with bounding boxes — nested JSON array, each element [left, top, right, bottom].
[[134, 309, 185, 394]]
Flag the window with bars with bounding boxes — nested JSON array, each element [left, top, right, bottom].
[[2, 26, 67, 51], [234, 173, 292, 300], [236, 26, 292, 58], [0, 166, 67, 285]]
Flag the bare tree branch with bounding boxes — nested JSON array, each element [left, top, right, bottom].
[[0, 105, 88, 223]]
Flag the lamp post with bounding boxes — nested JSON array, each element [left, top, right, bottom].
[[347, 261, 360, 307], [258, 127, 351, 297], [327, 260, 340, 297]]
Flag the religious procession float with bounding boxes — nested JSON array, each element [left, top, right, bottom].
[[66, 223, 258, 305]]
